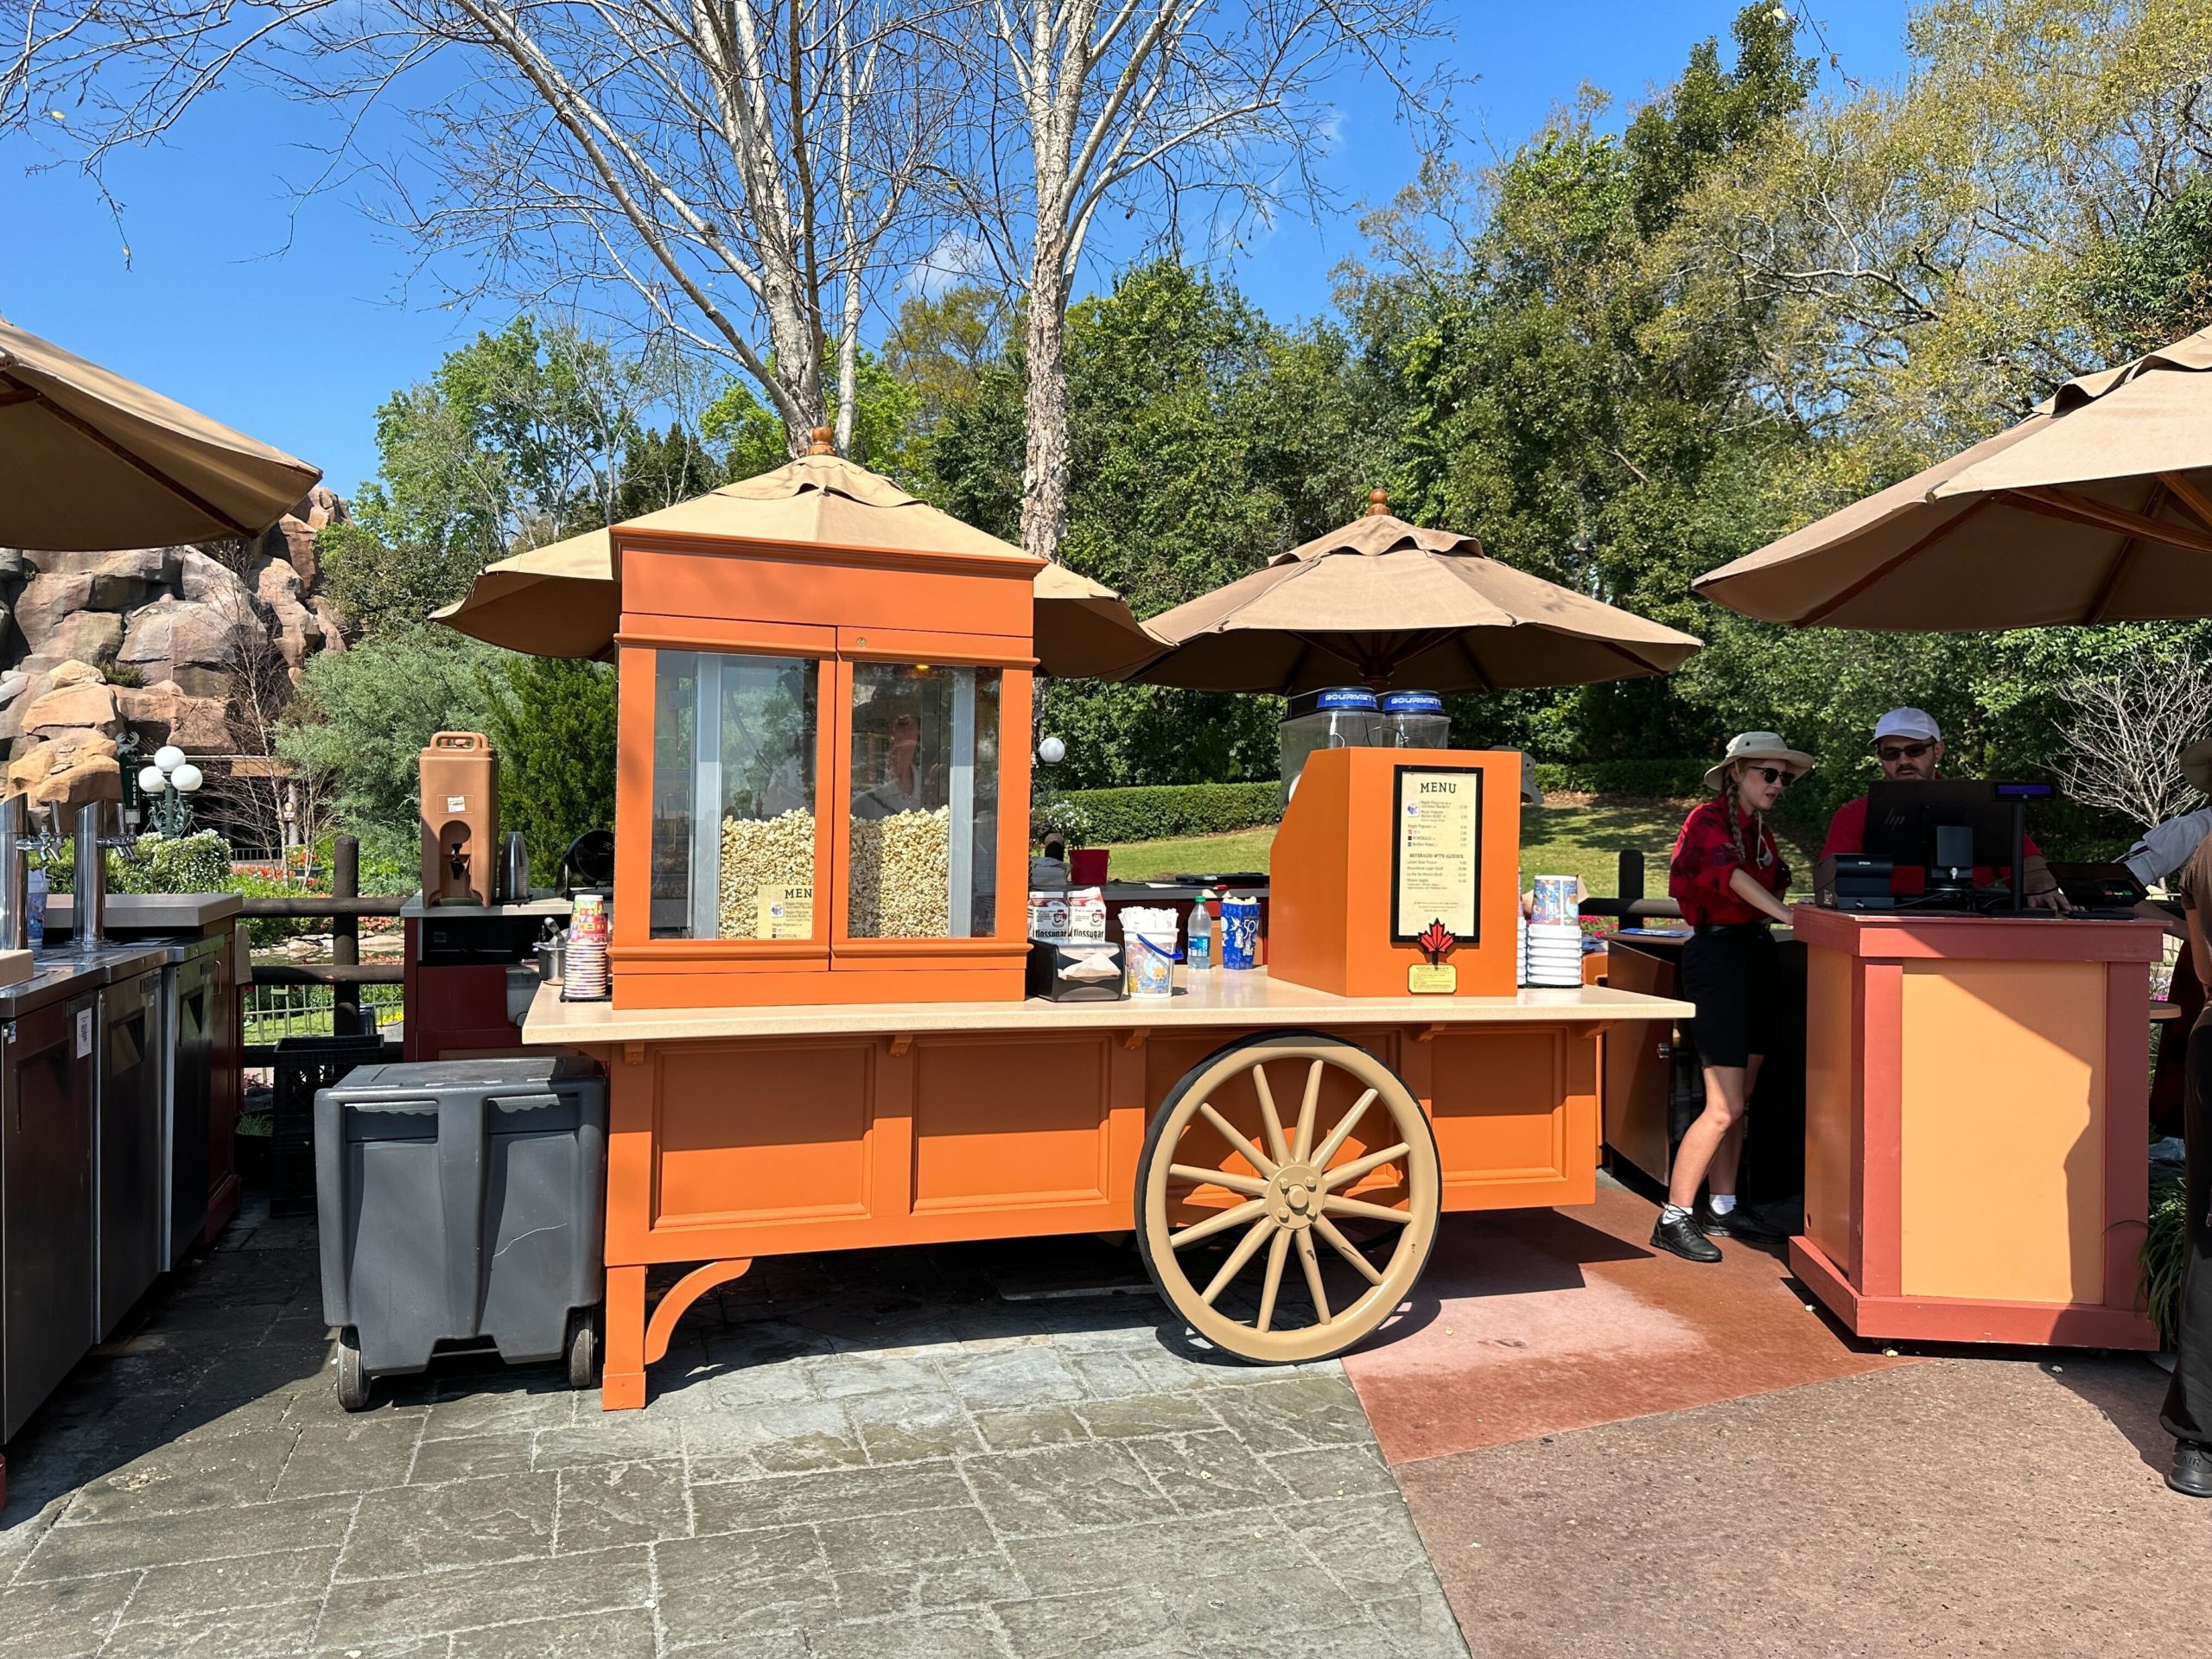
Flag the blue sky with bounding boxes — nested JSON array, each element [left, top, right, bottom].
[[2, 3, 1913, 503]]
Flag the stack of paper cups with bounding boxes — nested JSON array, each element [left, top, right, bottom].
[[561, 893, 611, 1001], [1522, 922, 1583, 988]]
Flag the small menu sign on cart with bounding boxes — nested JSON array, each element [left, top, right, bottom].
[[1392, 766, 1481, 944], [755, 885, 814, 940]]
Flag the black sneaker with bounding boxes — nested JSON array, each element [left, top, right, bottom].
[[2171, 1440, 2212, 1499], [1650, 1211, 1721, 1263], [1697, 1200, 1783, 1246]]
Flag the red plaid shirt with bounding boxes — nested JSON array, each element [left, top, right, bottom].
[[1669, 798, 1789, 926]]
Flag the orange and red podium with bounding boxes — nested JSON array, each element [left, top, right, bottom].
[[1790, 906, 2162, 1350]]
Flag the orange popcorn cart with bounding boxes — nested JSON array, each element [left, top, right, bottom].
[[512, 446, 1693, 1408]]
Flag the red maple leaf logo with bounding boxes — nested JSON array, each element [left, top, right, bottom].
[[1417, 919, 1455, 962]]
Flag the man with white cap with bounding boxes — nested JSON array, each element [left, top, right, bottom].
[[1819, 707, 2069, 910]]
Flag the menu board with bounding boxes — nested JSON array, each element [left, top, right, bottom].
[[1391, 766, 1482, 943]]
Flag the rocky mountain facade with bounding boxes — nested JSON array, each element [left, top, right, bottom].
[[0, 488, 351, 810]]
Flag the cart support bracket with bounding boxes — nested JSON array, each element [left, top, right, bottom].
[[1122, 1028, 1150, 1051], [645, 1258, 757, 1365]]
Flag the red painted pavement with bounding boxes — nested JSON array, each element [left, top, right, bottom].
[[1343, 1183, 1916, 1465]]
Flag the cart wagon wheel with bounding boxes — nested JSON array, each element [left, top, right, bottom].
[[1135, 1030, 1440, 1363], [334, 1328, 371, 1413], [566, 1309, 601, 1390]]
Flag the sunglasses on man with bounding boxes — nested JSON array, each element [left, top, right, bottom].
[[1749, 766, 1794, 788], [1877, 741, 1935, 763]]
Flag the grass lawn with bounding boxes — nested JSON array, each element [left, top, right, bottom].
[[1106, 797, 1822, 898]]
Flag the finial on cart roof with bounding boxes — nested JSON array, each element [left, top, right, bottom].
[[808, 426, 836, 456], [1367, 487, 1389, 517]]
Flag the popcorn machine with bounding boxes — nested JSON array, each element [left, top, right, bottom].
[[610, 440, 1037, 1009]]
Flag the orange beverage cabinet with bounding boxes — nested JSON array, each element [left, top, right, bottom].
[[1269, 747, 1522, 998], [1790, 906, 2162, 1349], [520, 447, 1697, 1409]]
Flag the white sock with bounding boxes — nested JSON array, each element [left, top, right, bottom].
[[1660, 1204, 1692, 1224], [1708, 1193, 1738, 1216]]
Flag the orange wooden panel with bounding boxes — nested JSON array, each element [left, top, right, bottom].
[[1268, 747, 1521, 999], [912, 1036, 1114, 1211], [1802, 942, 1862, 1286], [1897, 959, 2107, 1305], [619, 541, 1034, 639], [1427, 1027, 1591, 1209], [614, 615, 837, 653], [652, 1042, 874, 1228], [613, 962, 1027, 1010]]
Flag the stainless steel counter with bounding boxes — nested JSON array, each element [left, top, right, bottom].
[[42, 893, 244, 934]]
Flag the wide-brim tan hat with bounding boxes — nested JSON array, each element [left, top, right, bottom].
[[1703, 731, 1816, 794], [2182, 735, 2212, 797]]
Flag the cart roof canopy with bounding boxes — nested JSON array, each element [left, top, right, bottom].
[[433, 447, 1163, 678], [1126, 492, 1702, 694], [0, 315, 321, 550], [1692, 322, 2212, 629]]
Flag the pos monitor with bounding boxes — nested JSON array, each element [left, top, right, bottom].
[[1861, 779, 2050, 912]]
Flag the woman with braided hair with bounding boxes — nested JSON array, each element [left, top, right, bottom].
[[1655, 733, 1814, 1263]]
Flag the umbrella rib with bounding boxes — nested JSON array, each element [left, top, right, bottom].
[[2161, 473, 2212, 537], [2008, 486, 2212, 557], [0, 387, 37, 410], [1800, 499, 1993, 626], [3, 374, 261, 539], [2086, 480, 2162, 624]]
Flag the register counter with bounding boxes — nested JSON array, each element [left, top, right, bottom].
[[1789, 906, 2163, 1350]]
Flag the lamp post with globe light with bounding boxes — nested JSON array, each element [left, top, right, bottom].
[[137, 747, 204, 839]]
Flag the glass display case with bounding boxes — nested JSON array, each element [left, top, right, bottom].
[[649, 652, 819, 941], [845, 664, 1001, 941]]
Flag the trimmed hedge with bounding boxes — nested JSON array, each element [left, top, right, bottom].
[[1063, 781, 1279, 844], [1533, 759, 1711, 800]]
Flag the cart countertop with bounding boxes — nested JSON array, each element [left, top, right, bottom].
[[520, 969, 1695, 1046]]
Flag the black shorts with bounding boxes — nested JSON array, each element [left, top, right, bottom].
[[1680, 926, 1781, 1070]]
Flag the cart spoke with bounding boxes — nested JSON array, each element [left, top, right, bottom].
[[1313, 1215, 1387, 1287], [1294, 1230, 1331, 1323], [1322, 1193, 1413, 1225], [1168, 1162, 1269, 1198], [1312, 1088, 1379, 1169], [1321, 1142, 1411, 1192], [1202, 1215, 1280, 1306], [1170, 1197, 1268, 1249], [1255, 1228, 1292, 1332], [1292, 1059, 1322, 1162], [1198, 1102, 1279, 1179], [1251, 1065, 1292, 1168]]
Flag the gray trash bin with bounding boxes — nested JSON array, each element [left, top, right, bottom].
[[315, 1055, 607, 1410]]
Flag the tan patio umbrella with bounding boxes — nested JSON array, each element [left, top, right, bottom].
[[0, 316, 321, 549], [433, 442, 1161, 677], [1124, 492, 1701, 693], [1694, 324, 2212, 628], [429, 527, 623, 660]]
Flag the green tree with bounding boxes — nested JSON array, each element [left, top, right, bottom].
[[929, 261, 1389, 787], [321, 318, 693, 635], [276, 627, 503, 839], [483, 658, 620, 883]]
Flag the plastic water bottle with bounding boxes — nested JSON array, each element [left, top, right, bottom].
[[25, 865, 45, 953], [1187, 890, 1216, 971]]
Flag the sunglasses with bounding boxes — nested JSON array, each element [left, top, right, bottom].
[[1748, 766, 1794, 788], [1877, 741, 1935, 762]]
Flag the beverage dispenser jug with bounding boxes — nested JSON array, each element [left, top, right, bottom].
[[420, 732, 499, 906]]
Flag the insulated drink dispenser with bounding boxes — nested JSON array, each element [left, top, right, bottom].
[[1381, 690, 1450, 749], [1278, 687, 1382, 810], [420, 732, 499, 906]]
